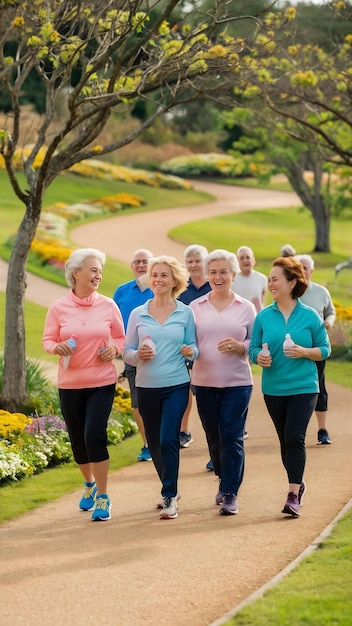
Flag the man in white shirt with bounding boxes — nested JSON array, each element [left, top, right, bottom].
[[232, 246, 268, 313], [296, 254, 336, 445]]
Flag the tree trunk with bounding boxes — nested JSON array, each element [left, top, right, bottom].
[[284, 158, 331, 253], [0, 197, 42, 412]]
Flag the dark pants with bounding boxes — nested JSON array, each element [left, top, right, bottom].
[[59, 384, 115, 464], [194, 385, 253, 495], [264, 393, 318, 485], [315, 360, 328, 412], [137, 383, 189, 498]]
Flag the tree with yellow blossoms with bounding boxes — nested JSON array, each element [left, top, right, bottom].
[[0, 0, 295, 410], [225, 1, 352, 253]]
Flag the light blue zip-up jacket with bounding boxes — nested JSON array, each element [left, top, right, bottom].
[[249, 299, 331, 396], [123, 299, 198, 388]]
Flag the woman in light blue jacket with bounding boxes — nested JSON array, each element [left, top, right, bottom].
[[124, 256, 198, 521], [249, 257, 331, 518]]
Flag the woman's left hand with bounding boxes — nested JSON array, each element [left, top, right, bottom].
[[218, 337, 244, 355], [180, 344, 194, 359], [99, 346, 118, 361]]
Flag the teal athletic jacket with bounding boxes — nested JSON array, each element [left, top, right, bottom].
[[249, 299, 331, 396]]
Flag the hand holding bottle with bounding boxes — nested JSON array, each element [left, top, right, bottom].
[[62, 335, 77, 370], [138, 335, 156, 360], [257, 343, 272, 368], [283, 333, 295, 358]]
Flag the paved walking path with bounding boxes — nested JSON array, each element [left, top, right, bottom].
[[1, 182, 351, 626]]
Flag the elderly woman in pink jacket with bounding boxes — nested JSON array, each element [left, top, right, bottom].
[[190, 249, 256, 516], [43, 248, 125, 522]]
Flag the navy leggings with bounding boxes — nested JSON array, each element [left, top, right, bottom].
[[264, 393, 318, 484], [59, 384, 115, 464], [137, 383, 189, 498]]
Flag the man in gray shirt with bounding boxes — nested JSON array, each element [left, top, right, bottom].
[[296, 254, 336, 445]]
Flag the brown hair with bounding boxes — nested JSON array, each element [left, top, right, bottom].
[[272, 257, 307, 299]]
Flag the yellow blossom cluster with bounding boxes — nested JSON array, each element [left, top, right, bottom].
[[113, 386, 132, 414], [0, 410, 32, 438]]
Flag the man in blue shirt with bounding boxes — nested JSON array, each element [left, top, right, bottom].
[[113, 249, 154, 461]]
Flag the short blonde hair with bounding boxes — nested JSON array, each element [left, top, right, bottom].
[[147, 255, 189, 298], [65, 248, 106, 288]]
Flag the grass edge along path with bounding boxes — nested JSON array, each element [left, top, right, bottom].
[[216, 501, 352, 626]]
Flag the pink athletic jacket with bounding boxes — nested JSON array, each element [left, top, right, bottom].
[[42, 290, 125, 389]]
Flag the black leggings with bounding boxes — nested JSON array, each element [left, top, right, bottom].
[[315, 360, 328, 412], [264, 393, 318, 484], [59, 384, 115, 464]]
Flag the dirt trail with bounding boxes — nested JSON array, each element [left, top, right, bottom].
[[1, 181, 351, 626]]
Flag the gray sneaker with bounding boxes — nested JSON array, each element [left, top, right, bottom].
[[219, 493, 238, 515], [215, 480, 224, 505], [160, 496, 178, 519]]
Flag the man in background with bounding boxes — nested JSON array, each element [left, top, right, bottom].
[[113, 249, 154, 461], [232, 245, 268, 313], [296, 254, 336, 445]]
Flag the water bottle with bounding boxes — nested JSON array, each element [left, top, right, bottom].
[[63, 335, 77, 370], [142, 334, 156, 355], [260, 343, 270, 356], [283, 333, 295, 351]]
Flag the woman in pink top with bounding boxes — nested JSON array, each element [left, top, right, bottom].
[[190, 249, 256, 516], [42, 248, 125, 522]]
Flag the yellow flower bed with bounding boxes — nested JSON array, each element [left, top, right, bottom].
[[0, 410, 32, 438], [113, 386, 132, 414]]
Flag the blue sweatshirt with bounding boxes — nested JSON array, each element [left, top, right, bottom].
[[249, 299, 331, 396], [123, 300, 199, 388]]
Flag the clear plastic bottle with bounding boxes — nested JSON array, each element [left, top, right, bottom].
[[142, 334, 156, 355], [260, 343, 271, 356], [63, 335, 77, 370], [283, 333, 295, 350]]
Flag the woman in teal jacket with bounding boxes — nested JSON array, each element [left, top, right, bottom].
[[249, 257, 331, 518]]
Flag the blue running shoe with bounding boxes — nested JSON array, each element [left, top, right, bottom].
[[137, 445, 152, 461], [317, 429, 331, 445], [92, 494, 111, 521], [179, 432, 194, 448], [206, 459, 214, 471], [79, 481, 97, 511]]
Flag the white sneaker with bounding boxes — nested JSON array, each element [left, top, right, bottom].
[[160, 496, 178, 519]]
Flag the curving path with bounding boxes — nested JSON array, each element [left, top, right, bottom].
[[1, 182, 352, 626]]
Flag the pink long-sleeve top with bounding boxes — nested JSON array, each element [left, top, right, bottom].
[[190, 292, 255, 388], [42, 290, 125, 389]]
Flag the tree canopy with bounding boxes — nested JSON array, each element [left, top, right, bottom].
[[0, 0, 295, 410]]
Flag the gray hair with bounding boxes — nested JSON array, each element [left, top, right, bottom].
[[237, 245, 254, 259], [131, 248, 153, 262], [184, 244, 208, 261], [65, 248, 106, 288], [281, 243, 296, 257], [204, 249, 240, 275], [295, 254, 314, 270]]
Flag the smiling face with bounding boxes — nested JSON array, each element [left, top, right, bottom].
[[150, 262, 174, 296], [131, 251, 151, 279], [208, 258, 235, 295], [73, 256, 103, 297], [268, 265, 296, 302]]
